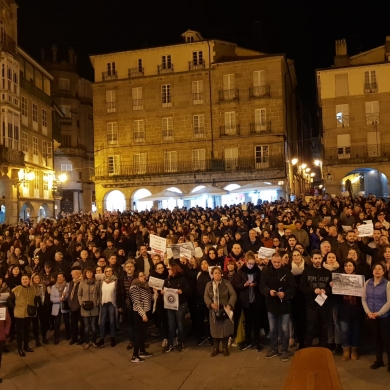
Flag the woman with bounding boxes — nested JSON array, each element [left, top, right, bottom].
[[78, 267, 100, 350], [338, 261, 365, 361], [261, 231, 273, 248], [6, 266, 22, 290], [204, 267, 237, 357], [98, 266, 121, 347], [31, 273, 50, 346], [162, 263, 190, 353], [208, 248, 222, 268], [129, 271, 153, 363], [12, 274, 36, 356], [362, 262, 390, 371], [50, 272, 70, 344]]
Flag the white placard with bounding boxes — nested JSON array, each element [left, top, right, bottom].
[[332, 273, 365, 297], [357, 224, 373, 237], [258, 247, 275, 259], [194, 247, 204, 258], [166, 247, 173, 259], [150, 234, 167, 254], [148, 276, 164, 290], [180, 247, 192, 260], [315, 293, 327, 306], [163, 288, 179, 310], [341, 191, 350, 197], [342, 225, 353, 232], [0, 307, 6, 320], [363, 220, 373, 225], [253, 227, 261, 234]]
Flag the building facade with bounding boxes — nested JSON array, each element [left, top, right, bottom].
[[43, 46, 94, 214], [317, 37, 390, 197], [90, 30, 298, 213]]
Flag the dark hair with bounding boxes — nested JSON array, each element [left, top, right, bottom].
[[82, 267, 95, 279], [343, 260, 356, 272], [311, 249, 322, 258], [168, 263, 184, 276], [56, 272, 66, 279], [372, 262, 387, 273]]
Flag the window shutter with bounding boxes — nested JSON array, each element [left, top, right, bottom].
[[253, 70, 265, 87], [337, 134, 351, 147], [335, 73, 349, 96]]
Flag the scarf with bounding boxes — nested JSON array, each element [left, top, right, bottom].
[[86, 278, 95, 285], [212, 279, 221, 306], [291, 260, 305, 276], [323, 261, 340, 272], [103, 274, 118, 284], [55, 280, 67, 296], [131, 278, 149, 290]]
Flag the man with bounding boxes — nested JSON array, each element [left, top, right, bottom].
[[260, 253, 296, 361], [336, 231, 362, 263], [293, 221, 309, 250], [35, 240, 55, 268], [68, 266, 84, 345], [299, 249, 332, 348], [224, 243, 246, 271], [286, 236, 298, 254], [341, 208, 356, 227], [108, 254, 125, 279], [320, 241, 331, 258], [53, 252, 71, 281], [74, 250, 95, 271], [102, 239, 117, 260], [377, 213, 390, 230], [243, 229, 263, 253], [326, 226, 339, 252], [199, 234, 211, 250], [135, 245, 153, 277]]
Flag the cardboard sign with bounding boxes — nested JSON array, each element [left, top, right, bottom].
[[148, 276, 164, 291], [357, 224, 373, 237], [150, 234, 167, 254], [258, 247, 275, 259]]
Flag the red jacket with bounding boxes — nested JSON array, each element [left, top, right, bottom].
[[0, 306, 11, 341]]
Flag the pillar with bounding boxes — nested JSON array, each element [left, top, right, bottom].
[[73, 190, 80, 213]]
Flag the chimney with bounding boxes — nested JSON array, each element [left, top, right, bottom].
[[334, 39, 349, 67], [40, 47, 45, 63], [68, 47, 74, 65], [51, 44, 58, 63]]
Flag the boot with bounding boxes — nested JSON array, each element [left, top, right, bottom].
[[342, 346, 350, 361], [210, 338, 220, 357], [222, 337, 230, 357], [351, 347, 359, 360]]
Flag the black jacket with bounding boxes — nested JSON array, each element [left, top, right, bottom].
[[135, 255, 154, 274], [196, 271, 211, 304], [260, 266, 296, 315], [163, 273, 191, 305], [299, 266, 332, 307], [242, 237, 263, 253], [238, 265, 262, 308]]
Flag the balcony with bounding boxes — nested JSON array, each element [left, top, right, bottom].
[[162, 129, 174, 141], [134, 132, 145, 143], [218, 89, 239, 102], [106, 102, 116, 113], [336, 114, 349, 128], [158, 64, 174, 74], [0, 32, 16, 55], [250, 121, 272, 134], [20, 77, 52, 106], [220, 125, 240, 136], [194, 127, 205, 138], [128, 67, 144, 78], [133, 99, 143, 111], [364, 82, 378, 94], [193, 92, 204, 105], [189, 60, 205, 70], [324, 144, 390, 165], [249, 85, 270, 98], [94, 155, 285, 178], [0, 146, 24, 167], [102, 71, 118, 81], [60, 117, 72, 126]]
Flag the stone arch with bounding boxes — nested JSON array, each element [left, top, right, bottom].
[[38, 203, 51, 221], [20, 201, 35, 222], [131, 188, 152, 211], [104, 190, 126, 212]]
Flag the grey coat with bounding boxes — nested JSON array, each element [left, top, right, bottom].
[[78, 280, 100, 317], [204, 279, 237, 338]]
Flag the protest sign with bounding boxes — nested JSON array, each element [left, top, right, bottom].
[[258, 247, 275, 259], [194, 247, 204, 258], [332, 273, 365, 297], [180, 247, 192, 260], [342, 225, 352, 232], [163, 288, 179, 310], [357, 224, 373, 237], [150, 234, 167, 254], [148, 276, 164, 290]]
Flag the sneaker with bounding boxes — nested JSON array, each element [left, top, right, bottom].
[[139, 351, 153, 358], [231, 339, 238, 347], [163, 345, 175, 353], [228, 337, 233, 347], [197, 337, 207, 346], [289, 338, 297, 348], [240, 342, 252, 351], [281, 352, 290, 362], [131, 356, 145, 363], [255, 343, 264, 352], [161, 339, 168, 348], [264, 350, 279, 359], [177, 342, 184, 352]]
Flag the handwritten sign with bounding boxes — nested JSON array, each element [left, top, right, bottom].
[[148, 276, 164, 290], [357, 224, 373, 237], [180, 247, 192, 260], [332, 273, 365, 297], [150, 234, 166, 254], [363, 220, 373, 225], [342, 225, 352, 232], [258, 247, 275, 259]]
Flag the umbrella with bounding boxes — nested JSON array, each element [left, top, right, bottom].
[[229, 182, 280, 193], [183, 186, 227, 199], [139, 189, 182, 201]]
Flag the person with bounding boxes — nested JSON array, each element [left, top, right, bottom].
[[129, 271, 153, 363], [30, 273, 50, 346], [50, 272, 70, 344], [338, 260, 365, 361], [299, 249, 332, 348], [204, 266, 237, 357], [162, 263, 190, 353], [135, 245, 153, 277], [11, 274, 36, 356], [260, 253, 296, 362], [362, 262, 390, 371], [0, 295, 11, 383], [68, 266, 84, 345], [78, 267, 100, 350]]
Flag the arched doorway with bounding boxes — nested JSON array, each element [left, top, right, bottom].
[[162, 187, 183, 209], [20, 202, 35, 222], [39, 203, 51, 221], [104, 190, 126, 212], [132, 188, 152, 211], [342, 168, 389, 198]]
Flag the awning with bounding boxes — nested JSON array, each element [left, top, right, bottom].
[[229, 182, 281, 193], [139, 189, 182, 201], [183, 185, 227, 199]]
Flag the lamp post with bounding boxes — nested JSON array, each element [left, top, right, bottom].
[[43, 173, 67, 218]]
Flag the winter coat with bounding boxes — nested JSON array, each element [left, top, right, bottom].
[[163, 273, 191, 306], [78, 279, 100, 317], [130, 280, 152, 318], [224, 271, 246, 308], [50, 283, 70, 316], [195, 270, 211, 305], [68, 279, 82, 312], [0, 305, 11, 341], [12, 285, 36, 318], [239, 265, 262, 308], [299, 266, 332, 308]]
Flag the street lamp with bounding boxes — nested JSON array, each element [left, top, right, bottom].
[[301, 163, 307, 170], [310, 172, 315, 177], [314, 159, 321, 166], [14, 169, 35, 186], [291, 158, 298, 165], [306, 168, 311, 173], [43, 173, 67, 217]]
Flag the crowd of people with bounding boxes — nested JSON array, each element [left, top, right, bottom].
[[0, 192, 388, 379]]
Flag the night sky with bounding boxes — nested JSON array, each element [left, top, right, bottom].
[[15, 0, 390, 134]]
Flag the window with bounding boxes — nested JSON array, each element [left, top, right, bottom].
[[32, 103, 38, 130], [34, 169, 39, 190], [62, 135, 71, 147], [162, 55, 172, 70], [2, 110, 20, 150], [224, 147, 238, 170], [133, 58, 143, 72], [21, 96, 28, 118], [192, 81, 203, 104], [59, 105, 71, 118], [42, 140, 47, 159], [61, 164, 72, 172], [222, 74, 235, 99], [337, 134, 351, 159], [336, 104, 349, 127], [193, 114, 205, 138], [33, 136, 38, 163], [365, 101, 379, 124], [254, 109, 267, 132], [192, 51, 203, 65], [107, 122, 118, 145], [224, 111, 237, 135], [107, 155, 120, 175], [21, 132, 28, 153], [106, 90, 116, 113], [132, 87, 143, 110], [335, 73, 349, 97], [164, 151, 177, 172], [252, 70, 267, 96], [255, 145, 269, 168], [58, 78, 70, 92], [107, 62, 116, 76], [134, 153, 147, 174], [47, 142, 52, 164], [367, 132, 381, 157], [364, 70, 378, 93], [162, 117, 173, 140], [43, 174, 49, 192], [42, 108, 47, 135], [161, 84, 172, 107], [133, 120, 145, 142], [192, 149, 205, 170]]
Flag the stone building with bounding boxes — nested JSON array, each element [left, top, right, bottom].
[[317, 37, 390, 197], [90, 30, 299, 212]]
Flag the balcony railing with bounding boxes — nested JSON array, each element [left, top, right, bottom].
[[220, 125, 240, 136], [133, 99, 143, 110], [324, 144, 390, 164], [94, 155, 285, 178], [60, 117, 72, 126], [158, 64, 174, 74], [20, 77, 52, 106], [106, 102, 116, 113], [364, 82, 378, 94], [162, 129, 174, 140], [250, 121, 272, 134], [0, 145, 24, 167], [189, 60, 205, 70], [219, 89, 239, 101], [336, 114, 349, 128], [0, 32, 16, 55], [194, 127, 205, 138], [249, 85, 270, 98], [134, 132, 145, 143], [102, 71, 118, 81], [128, 67, 144, 78], [193, 93, 204, 104]]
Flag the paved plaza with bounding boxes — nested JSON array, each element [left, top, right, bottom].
[[0, 333, 389, 390]]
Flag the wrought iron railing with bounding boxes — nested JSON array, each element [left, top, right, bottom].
[[102, 71, 118, 81], [128, 67, 144, 78], [249, 85, 270, 98], [189, 60, 205, 70], [218, 89, 239, 101], [220, 125, 240, 136], [324, 144, 390, 164], [158, 64, 174, 74], [250, 121, 272, 134]]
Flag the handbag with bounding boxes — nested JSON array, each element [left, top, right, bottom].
[[61, 300, 69, 311], [214, 308, 228, 321], [82, 301, 93, 310], [27, 304, 37, 317]]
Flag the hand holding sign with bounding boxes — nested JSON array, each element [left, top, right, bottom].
[[357, 223, 373, 237]]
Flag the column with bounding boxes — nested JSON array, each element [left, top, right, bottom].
[[73, 190, 80, 213]]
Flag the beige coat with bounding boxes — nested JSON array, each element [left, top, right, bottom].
[[12, 286, 36, 318]]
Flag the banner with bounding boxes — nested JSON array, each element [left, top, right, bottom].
[[357, 224, 373, 237], [150, 234, 167, 254], [170, 242, 195, 259], [258, 247, 275, 259], [332, 273, 365, 297], [148, 276, 164, 290], [180, 247, 192, 260], [163, 288, 179, 310]]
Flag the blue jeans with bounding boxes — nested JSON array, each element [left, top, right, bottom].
[[83, 316, 98, 343], [340, 321, 360, 347], [328, 305, 341, 344], [167, 303, 187, 346], [100, 303, 116, 338], [268, 312, 290, 353]]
